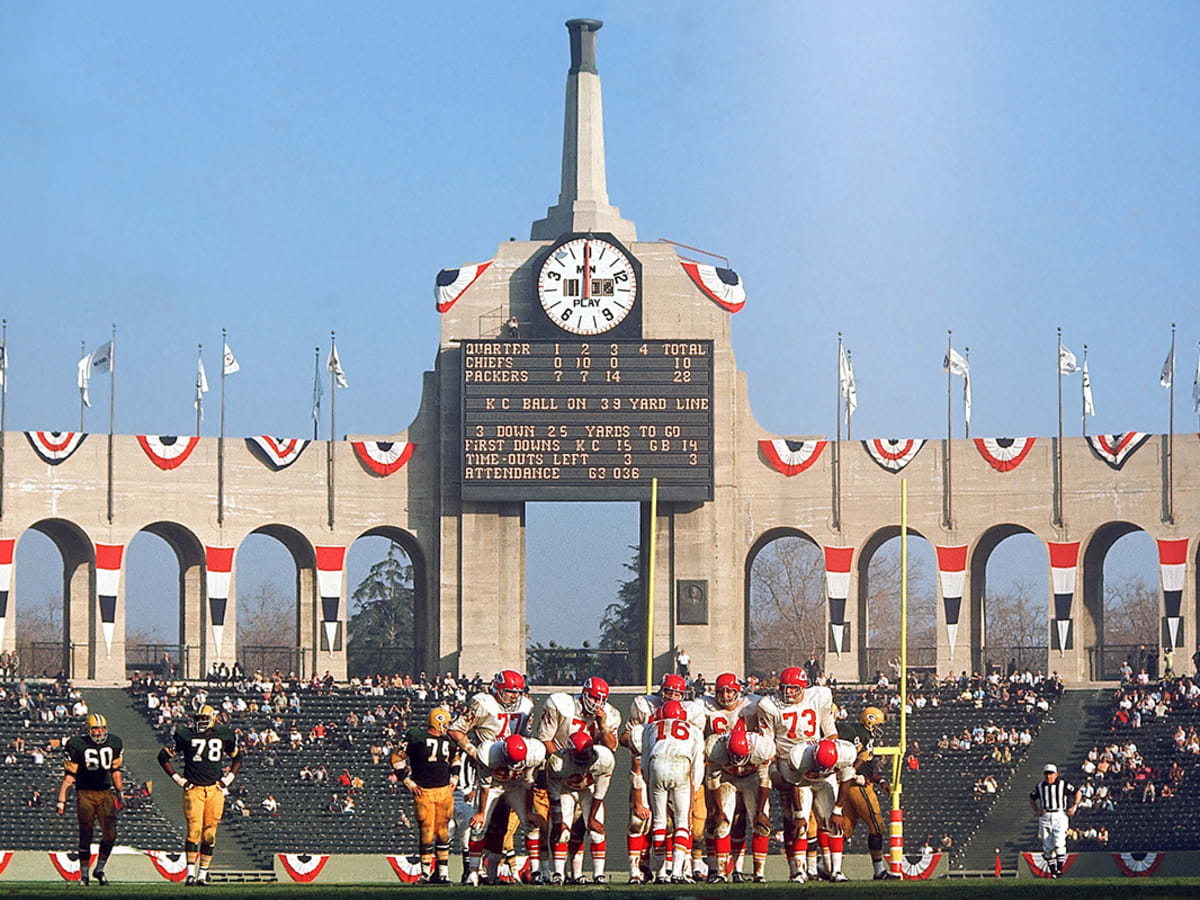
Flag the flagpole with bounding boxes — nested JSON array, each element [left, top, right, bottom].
[[1168, 322, 1175, 525], [1082, 345, 1088, 438], [835, 332, 842, 531], [1056, 327, 1063, 528], [328, 330, 336, 530], [963, 347, 970, 440], [944, 330, 952, 528], [80, 339, 86, 432], [219, 329, 226, 526], [107, 323, 115, 525], [0, 319, 6, 520], [846, 350, 853, 442], [313, 347, 320, 441], [195, 344, 203, 437]]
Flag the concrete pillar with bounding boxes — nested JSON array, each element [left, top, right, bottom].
[[180, 557, 204, 680]]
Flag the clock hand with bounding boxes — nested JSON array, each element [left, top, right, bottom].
[[583, 240, 590, 301]]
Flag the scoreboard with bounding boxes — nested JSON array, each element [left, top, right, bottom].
[[461, 339, 714, 501]]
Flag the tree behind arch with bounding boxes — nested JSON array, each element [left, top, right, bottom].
[[347, 542, 415, 677]]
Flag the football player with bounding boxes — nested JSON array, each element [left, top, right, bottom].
[[449, 670, 547, 882], [779, 738, 860, 882], [57, 713, 123, 885], [837, 706, 897, 880], [699, 672, 759, 878], [537, 676, 620, 753], [396, 706, 461, 883], [157, 704, 241, 885], [628, 700, 705, 884], [466, 734, 547, 886], [704, 720, 774, 883], [620, 673, 702, 882], [547, 731, 615, 884], [756, 666, 836, 881]]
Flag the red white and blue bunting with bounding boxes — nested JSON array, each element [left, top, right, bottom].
[[278, 853, 330, 883], [136, 435, 200, 470], [1022, 852, 1076, 879], [351, 440, 416, 476], [246, 436, 309, 470], [206, 546, 235, 658], [679, 261, 746, 313], [435, 261, 493, 313], [0, 540, 12, 652], [936, 545, 968, 659], [25, 431, 87, 465], [1086, 432, 1149, 470], [96, 544, 123, 658], [1113, 852, 1165, 877], [49, 851, 97, 881], [1048, 541, 1080, 652], [386, 855, 424, 883], [1158, 539, 1187, 650], [146, 850, 189, 882], [0, 851, 11, 876], [759, 439, 826, 476], [899, 849, 941, 879], [317, 547, 346, 654], [863, 438, 925, 473], [974, 437, 1036, 472], [824, 546, 853, 656]]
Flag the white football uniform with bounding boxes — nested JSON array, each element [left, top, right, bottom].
[[546, 744, 616, 880], [699, 692, 761, 736], [704, 730, 774, 839], [451, 691, 534, 744], [756, 685, 836, 759], [473, 737, 548, 835], [779, 738, 858, 829], [623, 694, 703, 838], [537, 691, 621, 751], [630, 717, 705, 878]]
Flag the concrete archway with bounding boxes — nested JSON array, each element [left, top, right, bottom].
[[857, 526, 936, 683], [969, 525, 1048, 677], [744, 527, 823, 679]]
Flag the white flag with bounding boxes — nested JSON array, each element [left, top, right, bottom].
[[1192, 350, 1200, 414], [223, 342, 240, 376], [944, 347, 971, 425], [838, 345, 857, 422], [1082, 358, 1096, 417], [0, 343, 6, 390], [1160, 345, 1174, 389], [1059, 344, 1079, 374], [312, 355, 323, 424], [327, 344, 349, 389], [195, 356, 209, 415], [77, 340, 113, 408]]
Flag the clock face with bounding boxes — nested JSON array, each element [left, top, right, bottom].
[[536, 236, 639, 336]]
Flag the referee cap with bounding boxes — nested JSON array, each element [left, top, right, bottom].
[[1043, 763, 1057, 773]]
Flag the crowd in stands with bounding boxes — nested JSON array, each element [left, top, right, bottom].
[[0, 675, 88, 771]]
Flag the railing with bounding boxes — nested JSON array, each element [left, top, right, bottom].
[[525, 647, 637, 686], [13, 641, 66, 679], [864, 646, 938, 681], [1088, 643, 1157, 681], [239, 646, 303, 679], [126, 643, 184, 677], [747, 648, 823, 681], [980, 645, 1050, 676]]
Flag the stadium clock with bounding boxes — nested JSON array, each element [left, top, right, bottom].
[[535, 233, 641, 337]]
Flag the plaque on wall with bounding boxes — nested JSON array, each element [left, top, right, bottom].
[[677, 580, 708, 625]]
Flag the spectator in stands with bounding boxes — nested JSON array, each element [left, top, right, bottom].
[[939, 832, 953, 851], [262, 795, 279, 817], [1097, 826, 1109, 845], [342, 795, 356, 815]]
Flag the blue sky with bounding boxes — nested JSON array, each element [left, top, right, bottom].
[[3, 2, 1196, 648]]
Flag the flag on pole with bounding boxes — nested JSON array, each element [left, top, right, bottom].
[[1160, 344, 1175, 389], [838, 345, 857, 422], [77, 340, 114, 408], [1082, 358, 1096, 417], [1192, 349, 1200, 414], [0, 343, 6, 390], [1058, 345, 1079, 374], [944, 346, 971, 425], [327, 345, 349, 389], [312, 354, 323, 424], [195, 356, 209, 416], [222, 342, 240, 376]]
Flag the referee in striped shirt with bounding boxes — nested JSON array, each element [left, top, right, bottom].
[[1028, 763, 1080, 878]]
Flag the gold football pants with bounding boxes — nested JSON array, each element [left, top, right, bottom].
[[183, 784, 225, 845]]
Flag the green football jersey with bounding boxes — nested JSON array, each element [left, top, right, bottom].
[[170, 723, 239, 786], [65, 733, 124, 791]]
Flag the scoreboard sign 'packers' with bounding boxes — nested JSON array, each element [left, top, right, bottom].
[[461, 340, 714, 501]]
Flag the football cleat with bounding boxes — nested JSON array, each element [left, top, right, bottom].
[[194, 705, 216, 732], [93, 870, 108, 886], [653, 874, 671, 884], [86, 713, 108, 744], [530, 870, 549, 885], [592, 874, 607, 884], [753, 873, 767, 883], [465, 871, 480, 887], [671, 874, 695, 884], [492, 670, 526, 711], [707, 872, 727, 883], [790, 870, 808, 883], [779, 666, 808, 703], [580, 676, 610, 715], [831, 871, 850, 882], [185, 875, 196, 886], [731, 871, 747, 883], [550, 873, 564, 885], [79, 870, 90, 886], [714, 672, 742, 710], [660, 673, 687, 702], [627, 874, 643, 884]]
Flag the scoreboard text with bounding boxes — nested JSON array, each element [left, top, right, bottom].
[[461, 340, 714, 501]]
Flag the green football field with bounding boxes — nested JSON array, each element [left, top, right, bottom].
[[4, 879, 1200, 898]]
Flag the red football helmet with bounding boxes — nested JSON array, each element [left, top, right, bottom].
[[660, 673, 687, 702], [568, 730, 596, 765], [581, 677, 610, 716], [492, 670, 526, 711], [504, 734, 528, 766], [813, 739, 839, 773], [779, 666, 808, 704], [727, 724, 751, 766], [658, 700, 687, 722], [715, 672, 742, 710]]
